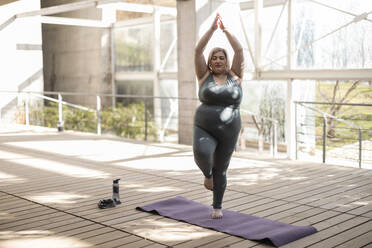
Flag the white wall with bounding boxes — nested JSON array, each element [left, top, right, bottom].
[[0, 0, 43, 123]]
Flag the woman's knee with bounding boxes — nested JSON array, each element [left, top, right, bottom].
[[194, 146, 213, 166]]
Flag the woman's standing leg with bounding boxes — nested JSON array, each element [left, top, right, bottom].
[[212, 121, 241, 217]]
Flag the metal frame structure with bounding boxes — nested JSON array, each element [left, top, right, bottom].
[[240, 0, 372, 80], [295, 101, 366, 168], [3, 0, 369, 81]]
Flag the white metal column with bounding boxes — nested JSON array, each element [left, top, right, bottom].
[[286, 0, 296, 159], [153, 8, 162, 140], [254, 0, 263, 72]]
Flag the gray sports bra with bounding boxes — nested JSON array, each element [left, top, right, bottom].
[[198, 73, 242, 108]]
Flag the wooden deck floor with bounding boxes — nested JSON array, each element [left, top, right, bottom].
[[0, 125, 371, 248]]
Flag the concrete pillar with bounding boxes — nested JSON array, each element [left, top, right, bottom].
[[177, 0, 197, 145], [176, 0, 224, 145], [101, 6, 116, 108], [41, 0, 113, 108]]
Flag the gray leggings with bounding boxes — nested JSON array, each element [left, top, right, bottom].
[[193, 118, 240, 209]]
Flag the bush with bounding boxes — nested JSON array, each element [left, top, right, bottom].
[[101, 102, 157, 140], [31, 101, 157, 141]]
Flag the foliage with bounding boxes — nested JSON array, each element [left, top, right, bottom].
[[314, 81, 372, 149], [30, 101, 157, 141], [101, 102, 157, 140]]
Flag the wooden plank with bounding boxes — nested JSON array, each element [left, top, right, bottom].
[[197, 236, 245, 248], [229, 164, 358, 196], [7, 172, 154, 196], [272, 207, 327, 224], [251, 202, 300, 218], [0, 211, 66, 230], [272, 172, 369, 201], [215, 239, 262, 248], [84, 230, 130, 245], [73, 227, 115, 240], [335, 195, 372, 214], [363, 211, 372, 218], [282, 216, 370, 247], [142, 243, 167, 248], [363, 243, 372, 248], [51, 222, 98, 235], [310, 181, 372, 209], [307, 221, 372, 248], [94, 235, 141, 248], [264, 174, 371, 203], [172, 234, 231, 248], [336, 231, 372, 248], [240, 200, 287, 215], [119, 239, 158, 248]]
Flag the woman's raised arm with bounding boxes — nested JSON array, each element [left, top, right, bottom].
[[194, 15, 219, 81], [220, 18, 244, 79]]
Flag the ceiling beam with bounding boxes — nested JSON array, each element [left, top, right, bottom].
[[240, 0, 286, 10], [16, 0, 98, 18], [40, 16, 110, 28], [97, 1, 176, 16], [257, 69, 372, 80]]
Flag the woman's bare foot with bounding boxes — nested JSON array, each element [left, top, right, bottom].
[[212, 208, 223, 219], [204, 177, 213, 191]]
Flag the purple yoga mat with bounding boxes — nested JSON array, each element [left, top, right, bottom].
[[136, 196, 317, 247]]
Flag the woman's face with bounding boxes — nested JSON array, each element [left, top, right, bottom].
[[210, 51, 227, 74]]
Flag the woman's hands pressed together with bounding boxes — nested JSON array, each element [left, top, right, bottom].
[[211, 13, 227, 32]]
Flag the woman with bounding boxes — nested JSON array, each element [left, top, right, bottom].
[[193, 13, 244, 219]]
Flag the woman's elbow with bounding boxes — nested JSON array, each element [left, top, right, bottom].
[[195, 46, 203, 55], [234, 47, 244, 53]]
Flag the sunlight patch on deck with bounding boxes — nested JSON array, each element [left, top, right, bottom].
[[229, 158, 277, 168], [136, 186, 183, 193], [0, 230, 91, 248], [230, 171, 279, 181], [29, 192, 90, 204], [0, 171, 26, 184], [114, 155, 196, 171], [0, 150, 28, 160], [0, 212, 15, 221], [6, 154, 109, 178], [125, 219, 216, 243], [4, 139, 177, 162]]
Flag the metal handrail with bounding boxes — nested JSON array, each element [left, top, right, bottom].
[[1, 91, 279, 157], [295, 101, 363, 168], [0, 90, 199, 100], [1, 91, 96, 132]]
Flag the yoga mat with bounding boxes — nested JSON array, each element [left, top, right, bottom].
[[136, 196, 317, 247]]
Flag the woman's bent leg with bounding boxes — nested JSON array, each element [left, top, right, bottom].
[[193, 125, 217, 179]]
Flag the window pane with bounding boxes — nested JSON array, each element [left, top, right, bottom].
[[262, 4, 288, 69], [159, 80, 178, 130], [241, 80, 287, 144], [160, 21, 177, 72], [295, 0, 372, 69], [116, 80, 153, 107], [114, 25, 153, 72]]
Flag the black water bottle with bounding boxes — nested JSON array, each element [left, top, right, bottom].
[[112, 179, 121, 204]]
